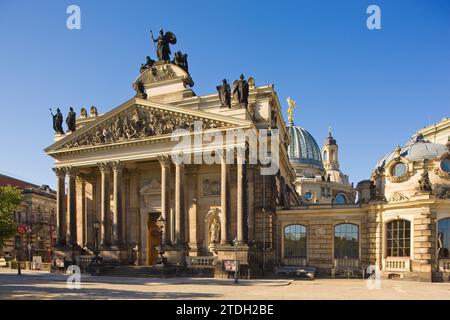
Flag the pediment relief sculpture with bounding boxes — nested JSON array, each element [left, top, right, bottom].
[[389, 192, 409, 202], [140, 178, 162, 195], [56, 105, 227, 150]]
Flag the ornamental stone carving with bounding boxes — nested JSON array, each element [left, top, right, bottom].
[[417, 170, 433, 193], [57, 105, 225, 150], [389, 192, 409, 202], [434, 167, 450, 180], [441, 190, 450, 199], [202, 179, 220, 196]]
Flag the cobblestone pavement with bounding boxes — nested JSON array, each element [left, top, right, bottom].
[[0, 269, 449, 300]]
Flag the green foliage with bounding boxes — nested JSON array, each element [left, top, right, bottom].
[[0, 185, 22, 247]]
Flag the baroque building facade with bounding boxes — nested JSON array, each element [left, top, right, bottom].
[[45, 37, 450, 281], [0, 174, 57, 263]]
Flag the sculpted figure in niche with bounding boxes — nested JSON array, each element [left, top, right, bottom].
[[209, 219, 220, 244]]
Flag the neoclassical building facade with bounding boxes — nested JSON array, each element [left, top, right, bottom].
[[45, 56, 297, 276], [45, 36, 450, 281]]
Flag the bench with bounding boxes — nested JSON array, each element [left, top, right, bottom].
[[275, 266, 316, 279]]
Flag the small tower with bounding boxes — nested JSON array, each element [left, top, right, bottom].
[[322, 126, 339, 171]]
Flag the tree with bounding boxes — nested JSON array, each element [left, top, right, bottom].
[[0, 185, 22, 249]]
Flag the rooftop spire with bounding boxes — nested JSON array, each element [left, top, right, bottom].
[[286, 97, 296, 125], [328, 125, 332, 137]]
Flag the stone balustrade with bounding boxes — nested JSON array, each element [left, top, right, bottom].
[[384, 257, 411, 271], [438, 258, 450, 272], [283, 257, 307, 266], [185, 256, 216, 268], [334, 258, 360, 270]]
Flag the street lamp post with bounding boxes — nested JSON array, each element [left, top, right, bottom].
[[156, 214, 166, 266], [27, 226, 32, 270], [15, 236, 22, 276], [233, 237, 239, 284], [91, 220, 102, 275]]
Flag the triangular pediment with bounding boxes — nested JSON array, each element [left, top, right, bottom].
[[45, 98, 251, 154]]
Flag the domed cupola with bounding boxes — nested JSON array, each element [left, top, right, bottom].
[[376, 133, 447, 169], [288, 125, 323, 168]]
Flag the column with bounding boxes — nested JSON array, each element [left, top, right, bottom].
[[98, 162, 111, 246], [220, 153, 229, 244], [174, 161, 184, 245], [112, 161, 124, 245], [158, 156, 171, 245], [53, 168, 66, 246], [76, 177, 86, 247], [185, 165, 198, 253], [237, 154, 245, 244], [66, 167, 77, 247]]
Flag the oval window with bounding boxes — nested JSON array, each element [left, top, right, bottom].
[[392, 162, 407, 177], [441, 159, 450, 173], [303, 192, 313, 201]]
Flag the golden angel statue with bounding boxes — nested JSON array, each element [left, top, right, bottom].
[[286, 97, 296, 124]]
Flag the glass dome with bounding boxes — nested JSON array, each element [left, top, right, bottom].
[[288, 124, 323, 169]]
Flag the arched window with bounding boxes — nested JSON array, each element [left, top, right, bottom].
[[333, 194, 347, 205], [334, 224, 359, 259], [386, 219, 411, 257], [330, 150, 335, 161], [323, 150, 328, 161], [284, 225, 307, 258], [438, 218, 450, 258]]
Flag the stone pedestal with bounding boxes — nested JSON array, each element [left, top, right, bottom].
[[164, 245, 187, 266], [52, 246, 85, 266], [213, 244, 249, 279]]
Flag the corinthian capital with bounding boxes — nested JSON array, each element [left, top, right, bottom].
[[97, 162, 111, 173], [111, 160, 124, 172], [52, 167, 66, 177], [157, 155, 171, 167], [64, 166, 78, 177]]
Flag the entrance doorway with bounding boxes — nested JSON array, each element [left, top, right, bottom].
[[147, 213, 161, 265]]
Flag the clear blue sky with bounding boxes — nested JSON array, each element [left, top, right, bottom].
[[0, 0, 449, 188]]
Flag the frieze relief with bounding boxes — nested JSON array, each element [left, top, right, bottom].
[[202, 179, 221, 196], [57, 105, 226, 150]]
